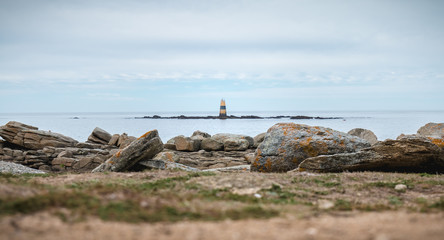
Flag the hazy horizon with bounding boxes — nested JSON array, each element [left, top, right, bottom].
[[1, 0, 443, 113]]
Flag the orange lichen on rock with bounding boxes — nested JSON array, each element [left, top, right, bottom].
[[137, 131, 152, 140], [115, 150, 122, 158], [429, 137, 444, 147]]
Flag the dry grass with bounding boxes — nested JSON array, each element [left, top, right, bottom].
[[0, 170, 443, 224]]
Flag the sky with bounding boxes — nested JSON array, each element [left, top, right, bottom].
[[1, 0, 443, 113]]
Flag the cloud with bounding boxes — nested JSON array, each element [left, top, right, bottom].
[[0, 0, 443, 112]]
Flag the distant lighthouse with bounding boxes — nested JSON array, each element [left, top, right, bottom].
[[219, 99, 227, 119]]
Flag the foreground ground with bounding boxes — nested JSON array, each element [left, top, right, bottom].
[[0, 170, 443, 240]]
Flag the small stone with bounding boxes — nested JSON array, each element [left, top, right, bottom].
[[254, 193, 262, 199], [395, 184, 407, 192], [317, 199, 334, 210]]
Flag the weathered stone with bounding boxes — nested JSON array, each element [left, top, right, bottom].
[[57, 150, 73, 158], [299, 136, 444, 173], [212, 133, 254, 149], [253, 133, 266, 148], [108, 134, 120, 146], [201, 138, 224, 151], [417, 122, 444, 139], [174, 136, 200, 152], [164, 143, 176, 150], [191, 130, 211, 138], [117, 133, 136, 149], [138, 159, 200, 172], [251, 123, 371, 172], [348, 128, 378, 145], [224, 139, 249, 151], [202, 165, 250, 172], [87, 127, 112, 145], [153, 151, 180, 163], [0, 121, 78, 150], [92, 130, 163, 172]]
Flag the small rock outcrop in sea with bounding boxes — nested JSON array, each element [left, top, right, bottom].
[[92, 130, 164, 172], [348, 128, 378, 145], [0, 121, 78, 150], [251, 123, 371, 172], [298, 135, 444, 173]]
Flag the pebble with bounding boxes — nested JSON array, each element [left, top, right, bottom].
[[0, 161, 46, 174], [394, 184, 407, 192]]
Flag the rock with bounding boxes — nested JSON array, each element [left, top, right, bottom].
[[108, 134, 120, 146], [117, 133, 136, 149], [164, 143, 176, 150], [201, 138, 224, 151], [138, 159, 200, 172], [92, 130, 163, 172], [202, 165, 250, 172], [174, 136, 200, 151], [251, 123, 371, 172], [348, 128, 378, 145], [253, 132, 266, 148], [153, 151, 180, 163], [87, 127, 112, 145], [417, 122, 444, 139], [212, 133, 254, 149], [317, 199, 334, 210], [224, 138, 249, 151], [0, 121, 78, 150], [166, 149, 253, 170], [299, 136, 444, 173], [395, 184, 407, 192], [191, 130, 211, 138], [244, 153, 255, 164]]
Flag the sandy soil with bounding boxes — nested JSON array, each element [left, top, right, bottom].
[[1, 211, 443, 240]]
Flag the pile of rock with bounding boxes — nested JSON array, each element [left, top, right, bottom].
[[0, 121, 137, 172], [251, 122, 444, 173], [165, 131, 264, 152]]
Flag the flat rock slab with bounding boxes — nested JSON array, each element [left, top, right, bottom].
[[0, 121, 78, 150], [299, 136, 444, 173], [92, 130, 163, 172]]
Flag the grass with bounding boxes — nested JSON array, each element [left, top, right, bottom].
[[0, 171, 443, 223]]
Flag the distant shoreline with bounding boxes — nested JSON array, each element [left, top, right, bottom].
[[135, 115, 343, 120]]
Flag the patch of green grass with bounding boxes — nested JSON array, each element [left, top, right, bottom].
[[334, 199, 352, 211], [388, 196, 403, 206], [362, 179, 414, 189], [430, 197, 444, 210]]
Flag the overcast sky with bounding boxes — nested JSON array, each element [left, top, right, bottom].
[[1, 0, 443, 113]]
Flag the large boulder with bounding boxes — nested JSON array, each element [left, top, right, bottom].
[[0, 121, 78, 150], [174, 136, 200, 152], [299, 136, 444, 173], [87, 127, 112, 145], [251, 123, 371, 172], [224, 138, 249, 151], [417, 123, 444, 139], [201, 138, 224, 151], [348, 128, 378, 145], [92, 130, 163, 172]]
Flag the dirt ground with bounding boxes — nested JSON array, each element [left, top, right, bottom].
[[0, 171, 443, 240]]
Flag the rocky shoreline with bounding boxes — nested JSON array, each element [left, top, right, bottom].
[[0, 121, 443, 174]]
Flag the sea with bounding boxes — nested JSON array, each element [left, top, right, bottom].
[[0, 111, 443, 143]]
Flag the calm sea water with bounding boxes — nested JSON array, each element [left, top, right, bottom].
[[0, 111, 443, 143]]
